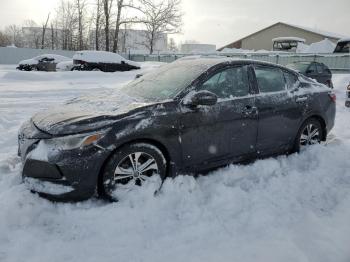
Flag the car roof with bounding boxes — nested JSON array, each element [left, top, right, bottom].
[[173, 56, 296, 73]]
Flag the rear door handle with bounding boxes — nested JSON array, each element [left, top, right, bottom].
[[242, 105, 258, 115], [296, 96, 308, 102]]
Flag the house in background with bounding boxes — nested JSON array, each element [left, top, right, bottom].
[[218, 22, 347, 51]]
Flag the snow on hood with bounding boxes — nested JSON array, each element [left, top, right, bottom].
[[31, 90, 151, 135], [73, 50, 140, 67], [19, 58, 39, 65]]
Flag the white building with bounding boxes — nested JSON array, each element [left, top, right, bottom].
[[90, 29, 168, 53]]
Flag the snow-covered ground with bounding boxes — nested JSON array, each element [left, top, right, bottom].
[[0, 64, 350, 262]]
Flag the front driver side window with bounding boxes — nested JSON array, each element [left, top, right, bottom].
[[199, 66, 250, 99]]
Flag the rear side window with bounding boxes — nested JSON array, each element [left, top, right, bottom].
[[308, 63, 317, 73], [283, 71, 298, 89], [254, 67, 286, 93], [199, 66, 250, 98], [316, 64, 324, 73]]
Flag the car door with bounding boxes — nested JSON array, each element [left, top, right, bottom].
[[253, 65, 303, 155], [179, 64, 258, 171]]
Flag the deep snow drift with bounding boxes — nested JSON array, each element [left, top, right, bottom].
[[0, 64, 350, 262]]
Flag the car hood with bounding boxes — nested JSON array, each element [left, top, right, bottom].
[[31, 90, 152, 135], [19, 58, 38, 65]]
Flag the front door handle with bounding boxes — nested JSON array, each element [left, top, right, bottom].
[[242, 105, 258, 115], [296, 96, 308, 102]]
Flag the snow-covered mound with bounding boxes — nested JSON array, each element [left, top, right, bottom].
[[73, 50, 140, 67], [297, 39, 336, 53], [0, 64, 349, 262]]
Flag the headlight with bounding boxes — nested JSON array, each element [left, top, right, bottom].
[[44, 132, 104, 150]]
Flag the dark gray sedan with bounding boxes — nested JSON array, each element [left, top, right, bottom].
[[18, 58, 336, 202]]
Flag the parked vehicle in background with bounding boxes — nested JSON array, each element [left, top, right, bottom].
[[17, 54, 71, 71], [334, 38, 350, 53], [56, 60, 74, 71], [286, 61, 333, 88], [72, 51, 140, 72], [345, 82, 350, 107], [272, 37, 306, 52], [18, 58, 336, 202]]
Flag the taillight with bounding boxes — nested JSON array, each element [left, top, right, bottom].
[[329, 93, 336, 102]]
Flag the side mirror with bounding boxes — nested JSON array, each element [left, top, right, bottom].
[[183, 90, 218, 106]]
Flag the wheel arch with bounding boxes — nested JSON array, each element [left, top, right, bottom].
[[300, 114, 327, 141], [97, 138, 172, 196]]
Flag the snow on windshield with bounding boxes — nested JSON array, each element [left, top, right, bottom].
[[121, 59, 218, 100]]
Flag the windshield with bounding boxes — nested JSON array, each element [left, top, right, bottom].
[[121, 60, 214, 101], [287, 63, 310, 73], [334, 41, 350, 53]]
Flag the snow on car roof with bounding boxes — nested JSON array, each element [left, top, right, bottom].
[[73, 50, 140, 67], [283, 22, 348, 39], [272, 37, 306, 42], [34, 54, 71, 62], [337, 38, 350, 43]]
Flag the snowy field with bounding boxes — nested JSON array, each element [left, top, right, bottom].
[[0, 63, 350, 262]]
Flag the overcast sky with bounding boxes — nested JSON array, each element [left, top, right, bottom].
[[0, 0, 349, 48]]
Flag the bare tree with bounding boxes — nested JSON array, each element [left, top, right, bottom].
[[5, 24, 23, 47], [0, 31, 11, 47], [103, 0, 114, 51], [41, 13, 50, 49], [138, 0, 182, 54], [75, 0, 87, 50], [55, 0, 78, 50], [111, 0, 142, 53], [112, 0, 123, 53], [168, 37, 177, 52], [94, 0, 103, 50], [22, 20, 41, 48]]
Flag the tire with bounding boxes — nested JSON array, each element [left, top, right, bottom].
[[294, 118, 324, 152], [92, 67, 101, 71], [100, 143, 167, 201]]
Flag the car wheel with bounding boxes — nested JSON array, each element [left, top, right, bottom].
[[294, 118, 324, 152], [92, 67, 101, 71], [100, 143, 167, 201]]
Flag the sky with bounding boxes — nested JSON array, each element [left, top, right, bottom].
[[0, 0, 349, 48]]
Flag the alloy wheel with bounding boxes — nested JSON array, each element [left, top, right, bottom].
[[113, 151, 159, 188], [299, 123, 321, 147]]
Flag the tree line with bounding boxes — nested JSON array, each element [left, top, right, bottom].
[[0, 0, 182, 54]]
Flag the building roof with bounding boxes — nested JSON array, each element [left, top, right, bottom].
[[219, 22, 348, 50]]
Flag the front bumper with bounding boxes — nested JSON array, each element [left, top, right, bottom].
[[18, 122, 111, 202]]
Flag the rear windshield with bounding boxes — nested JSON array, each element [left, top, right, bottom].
[[287, 63, 310, 73], [334, 41, 350, 53]]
